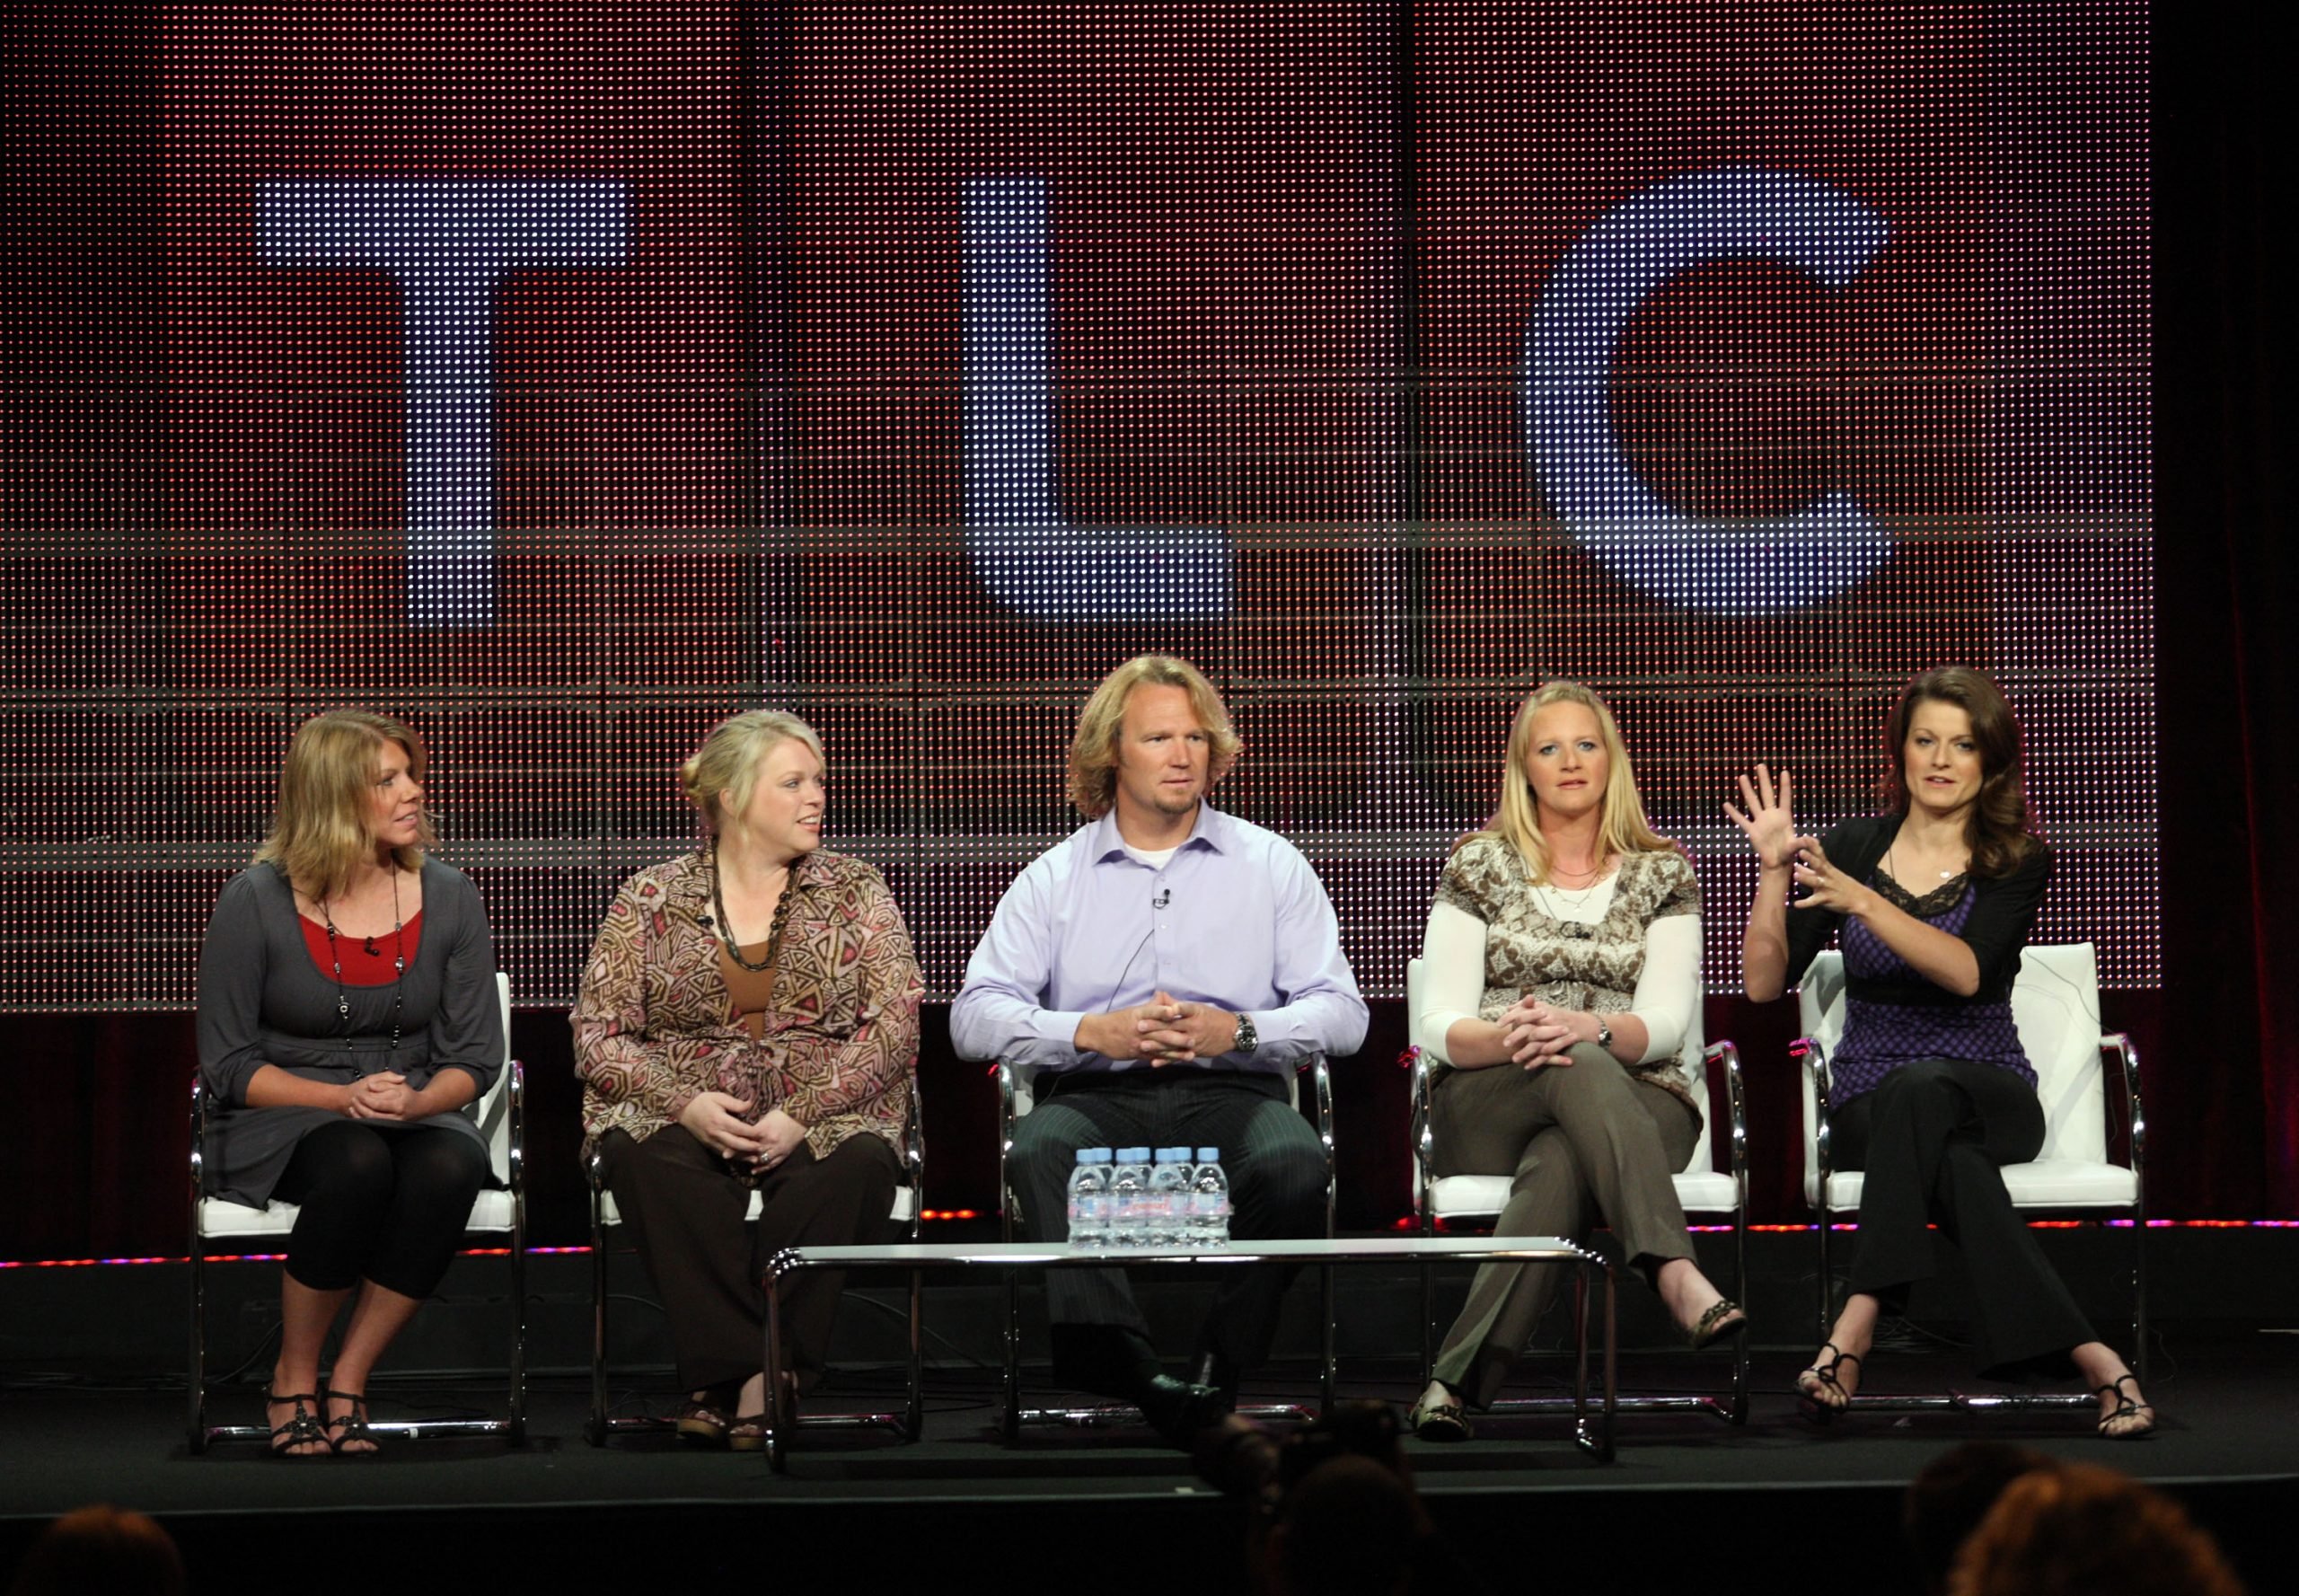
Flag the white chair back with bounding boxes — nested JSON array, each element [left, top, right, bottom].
[[1797, 943, 2105, 1165], [470, 971, 515, 1184]]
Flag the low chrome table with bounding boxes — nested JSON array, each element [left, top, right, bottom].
[[761, 1235, 1617, 1469]]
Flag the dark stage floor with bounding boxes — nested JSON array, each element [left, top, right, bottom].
[[5, 1332, 2293, 1595]]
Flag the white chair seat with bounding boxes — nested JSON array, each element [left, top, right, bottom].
[[199, 1186, 525, 1239], [1424, 1169, 1740, 1217], [195, 1197, 299, 1239], [1806, 1159, 2138, 1212]]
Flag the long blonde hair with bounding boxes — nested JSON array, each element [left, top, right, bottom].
[[1469, 682, 1675, 882], [682, 710, 826, 834], [1066, 655, 1241, 818], [254, 710, 433, 900]]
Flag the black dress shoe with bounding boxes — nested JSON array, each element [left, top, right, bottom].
[[1138, 1375, 1231, 1449], [1189, 1350, 1242, 1410]]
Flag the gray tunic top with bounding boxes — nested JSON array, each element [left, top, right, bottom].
[[196, 859, 502, 1208]]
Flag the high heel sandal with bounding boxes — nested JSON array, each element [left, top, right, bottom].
[[1795, 1344, 1862, 1423], [1407, 1387, 1474, 1442], [2095, 1372, 2156, 1441], [1683, 1297, 1748, 1352], [324, 1390, 381, 1456], [267, 1389, 328, 1458]]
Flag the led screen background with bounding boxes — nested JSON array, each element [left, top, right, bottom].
[[2, 2, 2152, 1010]]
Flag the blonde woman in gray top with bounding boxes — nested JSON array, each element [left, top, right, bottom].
[[1406, 683, 1743, 1440], [197, 711, 501, 1455]]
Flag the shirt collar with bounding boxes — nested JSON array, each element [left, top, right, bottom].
[[1088, 801, 1229, 864]]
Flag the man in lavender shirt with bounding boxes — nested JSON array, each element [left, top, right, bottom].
[[951, 654, 1369, 1442]]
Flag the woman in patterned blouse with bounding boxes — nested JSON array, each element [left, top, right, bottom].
[[1406, 683, 1745, 1441], [574, 710, 922, 1448], [1731, 667, 2152, 1438]]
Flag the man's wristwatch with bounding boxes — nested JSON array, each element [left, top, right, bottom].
[[1592, 1018, 1614, 1052], [1233, 1012, 1259, 1054]]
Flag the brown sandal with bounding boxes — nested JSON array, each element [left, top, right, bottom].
[[675, 1389, 737, 1447], [1683, 1297, 1749, 1352], [1408, 1393, 1473, 1442]]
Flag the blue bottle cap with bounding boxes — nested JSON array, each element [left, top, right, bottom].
[[1195, 1147, 1219, 1162], [1158, 1146, 1191, 1162], [1117, 1147, 1151, 1162]]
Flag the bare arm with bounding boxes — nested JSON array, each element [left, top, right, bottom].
[[1725, 764, 1798, 1001]]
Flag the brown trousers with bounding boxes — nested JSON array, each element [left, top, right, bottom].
[[1428, 1044, 1700, 1407], [599, 1124, 903, 1393]]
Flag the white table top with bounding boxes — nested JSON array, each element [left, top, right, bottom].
[[767, 1234, 1601, 1272]]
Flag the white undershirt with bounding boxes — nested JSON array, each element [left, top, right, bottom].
[[1123, 843, 1179, 870], [1412, 875, 1702, 1070]]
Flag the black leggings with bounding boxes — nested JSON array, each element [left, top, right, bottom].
[[273, 1121, 489, 1299]]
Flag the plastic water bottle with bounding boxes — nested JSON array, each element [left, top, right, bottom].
[[1066, 1147, 1114, 1250], [1147, 1147, 1193, 1248], [1188, 1146, 1230, 1248], [1108, 1147, 1153, 1248]]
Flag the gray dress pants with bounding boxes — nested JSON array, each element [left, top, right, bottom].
[[1428, 1044, 1700, 1407]]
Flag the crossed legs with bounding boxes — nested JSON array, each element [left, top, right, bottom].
[[1419, 1046, 1733, 1415]]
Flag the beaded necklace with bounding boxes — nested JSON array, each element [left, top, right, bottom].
[[319, 870, 406, 1051]]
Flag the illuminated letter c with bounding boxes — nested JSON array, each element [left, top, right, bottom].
[[1526, 167, 1893, 615]]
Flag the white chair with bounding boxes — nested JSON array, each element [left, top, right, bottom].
[[584, 1071, 925, 1445], [188, 971, 525, 1451], [1797, 941, 2147, 1405], [1405, 956, 1749, 1423], [995, 1057, 1337, 1438]]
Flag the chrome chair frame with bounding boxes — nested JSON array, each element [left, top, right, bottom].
[[995, 1057, 1338, 1439], [584, 1067, 927, 1445], [1797, 942, 2147, 1412], [188, 972, 526, 1451], [1405, 955, 1749, 1423]]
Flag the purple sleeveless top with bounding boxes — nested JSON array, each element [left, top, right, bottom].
[[1828, 873, 2034, 1106]]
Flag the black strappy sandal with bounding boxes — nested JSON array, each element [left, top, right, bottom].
[[1796, 1343, 1862, 1423], [267, 1389, 328, 1457], [324, 1390, 381, 1456], [2095, 1372, 2156, 1440]]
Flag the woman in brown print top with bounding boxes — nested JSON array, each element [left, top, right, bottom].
[[575, 710, 922, 1449]]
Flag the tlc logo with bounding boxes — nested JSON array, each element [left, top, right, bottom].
[[262, 166, 1889, 628]]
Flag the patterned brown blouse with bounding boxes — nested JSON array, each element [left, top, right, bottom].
[[1432, 835, 1703, 1115], [574, 848, 921, 1175]]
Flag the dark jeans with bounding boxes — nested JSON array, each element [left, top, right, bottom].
[[1831, 1058, 2094, 1377]]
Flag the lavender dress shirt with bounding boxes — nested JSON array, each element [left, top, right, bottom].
[[948, 804, 1369, 1076]]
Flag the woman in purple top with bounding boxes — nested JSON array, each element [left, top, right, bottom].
[[1730, 668, 2154, 1438]]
